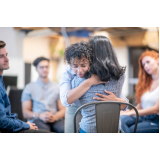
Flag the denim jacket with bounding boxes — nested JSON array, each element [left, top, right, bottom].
[[0, 75, 30, 132]]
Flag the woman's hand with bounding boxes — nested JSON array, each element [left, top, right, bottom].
[[93, 90, 127, 110], [93, 90, 118, 101], [87, 74, 109, 86], [120, 109, 130, 113], [120, 110, 134, 116]]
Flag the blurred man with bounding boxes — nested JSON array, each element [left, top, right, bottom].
[[0, 40, 49, 133], [21, 57, 65, 133]]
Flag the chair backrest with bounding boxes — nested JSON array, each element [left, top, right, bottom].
[[96, 102, 120, 133], [75, 112, 82, 132], [74, 101, 139, 133], [8, 86, 27, 122]]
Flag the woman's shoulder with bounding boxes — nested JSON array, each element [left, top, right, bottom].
[[60, 66, 76, 80], [64, 65, 75, 75], [109, 71, 125, 84], [71, 76, 86, 88], [119, 71, 126, 81]]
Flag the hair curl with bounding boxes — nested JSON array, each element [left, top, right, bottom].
[[64, 41, 93, 76], [135, 50, 159, 103]]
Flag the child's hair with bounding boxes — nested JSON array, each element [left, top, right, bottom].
[[64, 41, 93, 77], [88, 36, 126, 81]]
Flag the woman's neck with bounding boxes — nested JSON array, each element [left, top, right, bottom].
[[151, 68, 159, 81]]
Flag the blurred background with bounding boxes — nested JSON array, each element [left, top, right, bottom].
[[0, 27, 159, 105]]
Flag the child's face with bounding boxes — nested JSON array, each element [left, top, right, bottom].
[[71, 57, 90, 78]]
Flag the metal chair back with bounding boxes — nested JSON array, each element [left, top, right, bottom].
[[74, 101, 139, 133]]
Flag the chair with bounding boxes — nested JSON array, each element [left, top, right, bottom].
[[8, 86, 27, 122], [74, 101, 139, 133]]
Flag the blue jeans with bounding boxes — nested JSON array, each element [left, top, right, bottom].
[[33, 118, 64, 133], [79, 128, 87, 133], [120, 114, 159, 133]]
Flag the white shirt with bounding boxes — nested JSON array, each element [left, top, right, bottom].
[[141, 86, 159, 114]]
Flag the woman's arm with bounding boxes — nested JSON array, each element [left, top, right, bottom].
[[67, 75, 109, 104], [67, 80, 92, 104], [135, 103, 142, 110], [121, 103, 142, 113], [121, 100, 159, 116], [60, 68, 109, 106]]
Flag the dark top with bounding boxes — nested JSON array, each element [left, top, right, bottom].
[[0, 75, 30, 133]]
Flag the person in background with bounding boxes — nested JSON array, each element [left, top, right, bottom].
[[0, 40, 49, 133], [21, 57, 65, 133], [120, 50, 159, 133]]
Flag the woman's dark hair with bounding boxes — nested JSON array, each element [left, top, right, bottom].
[[64, 41, 93, 66], [88, 36, 126, 81], [33, 57, 50, 67], [0, 41, 6, 49]]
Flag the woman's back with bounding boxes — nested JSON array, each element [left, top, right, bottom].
[[71, 72, 125, 133]]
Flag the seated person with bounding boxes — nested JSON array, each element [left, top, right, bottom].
[[0, 41, 49, 133], [21, 57, 66, 133], [63, 37, 127, 133], [120, 50, 159, 133]]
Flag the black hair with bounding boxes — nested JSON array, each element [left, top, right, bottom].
[[0, 41, 6, 49], [88, 36, 126, 81], [33, 57, 50, 67], [64, 41, 93, 75]]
